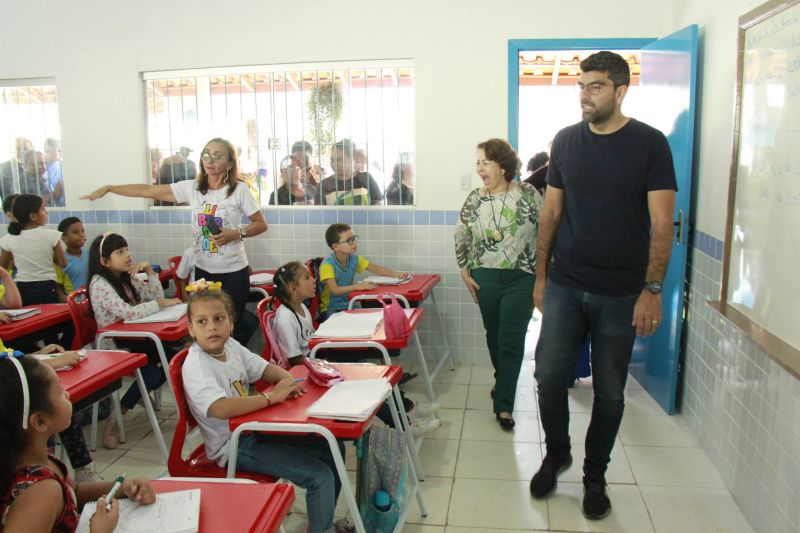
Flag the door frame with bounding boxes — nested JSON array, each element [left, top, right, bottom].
[[507, 38, 654, 150]]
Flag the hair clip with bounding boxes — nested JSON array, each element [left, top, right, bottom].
[[1, 351, 29, 429], [99, 231, 114, 255], [185, 278, 223, 292]]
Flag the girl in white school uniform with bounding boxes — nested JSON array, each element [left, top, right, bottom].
[[181, 283, 346, 533], [0, 194, 67, 305], [271, 261, 441, 436]]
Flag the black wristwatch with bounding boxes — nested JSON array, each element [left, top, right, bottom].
[[644, 280, 663, 294]]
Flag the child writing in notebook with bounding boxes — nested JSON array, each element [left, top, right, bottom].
[[87, 232, 183, 449], [182, 283, 345, 533], [0, 337, 103, 482], [0, 194, 67, 305], [0, 354, 155, 533], [318, 223, 408, 322], [272, 261, 440, 436]]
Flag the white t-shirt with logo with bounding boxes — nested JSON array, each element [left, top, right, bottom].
[[171, 180, 261, 274], [182, 338, 268, 467]]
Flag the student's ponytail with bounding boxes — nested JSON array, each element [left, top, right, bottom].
[[7, 194, 42, 236]]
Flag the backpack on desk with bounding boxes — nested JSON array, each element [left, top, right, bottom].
[[380, 293, 411, 339]]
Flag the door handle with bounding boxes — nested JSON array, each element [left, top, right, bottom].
[[673, 210, 684, 245]]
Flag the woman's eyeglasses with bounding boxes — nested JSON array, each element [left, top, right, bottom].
[[201, 153, 228, 163]]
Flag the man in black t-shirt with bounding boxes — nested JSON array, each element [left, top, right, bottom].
[[529, 52, 677, 520]]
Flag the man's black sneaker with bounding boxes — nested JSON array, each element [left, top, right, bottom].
[[582, 477, 611, 520], [529, 451, 572, 498]]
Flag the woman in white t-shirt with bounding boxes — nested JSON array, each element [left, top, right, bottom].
[[83, 138, 268, 344]]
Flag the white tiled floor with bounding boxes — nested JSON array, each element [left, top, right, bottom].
[[67, 316, 756, 532]]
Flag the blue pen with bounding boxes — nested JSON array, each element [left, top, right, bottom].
[[294, 377, 305, 383]]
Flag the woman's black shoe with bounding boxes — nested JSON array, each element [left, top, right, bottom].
[[496, 412, 515, 430]]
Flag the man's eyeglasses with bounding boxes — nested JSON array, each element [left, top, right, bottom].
[[201, 153, 228, 163], [336, 235, 359, 245], [575, 82, 614, 95]]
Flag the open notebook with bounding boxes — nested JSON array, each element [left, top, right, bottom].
[[124, 303, 187, 324], [2, 307, 42, 321], [306, 378, 392, 421], [250, 272, 274, 285], [362, 275, 413, 285], [76, 489, 200, 533], [312, 309, 383, 338]]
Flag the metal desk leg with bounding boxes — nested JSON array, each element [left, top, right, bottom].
[[96, 331, 177, 404], [389, 384, 425, 481], [135, 368, 169, 463], [428, 289, 457, 379], [387, 390, 428, 523], [412, 331, 437, 403], [229, 422, 368, 533]]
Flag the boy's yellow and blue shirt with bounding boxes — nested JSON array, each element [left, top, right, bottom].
[[54, 264, 73, 294], [319, 254, 369, 313]]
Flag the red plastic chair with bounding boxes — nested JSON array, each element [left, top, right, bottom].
[[67, 287, 97, 350], [256, 297, 275, 360], [167, 348, 277, 482], [167, 255, 183, 300], [67, 287, 126, 449], [258, 307, 291, 370]]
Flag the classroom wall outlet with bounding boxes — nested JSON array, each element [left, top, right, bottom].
[[460, 173, 471, 191]]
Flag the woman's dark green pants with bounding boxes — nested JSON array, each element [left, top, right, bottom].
[[471, 268, 535, 414]]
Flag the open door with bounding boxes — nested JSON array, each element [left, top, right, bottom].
[[629, 25, 698, 413]]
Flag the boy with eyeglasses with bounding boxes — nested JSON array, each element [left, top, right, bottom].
[[318, 223, 408, 322]]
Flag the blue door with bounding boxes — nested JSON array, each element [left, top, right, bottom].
[[629, 25, 698, 413]]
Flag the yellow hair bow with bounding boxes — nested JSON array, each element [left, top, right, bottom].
[[185, 278, 222, 292]]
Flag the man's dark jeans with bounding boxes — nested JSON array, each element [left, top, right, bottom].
[[534, 280, 638, 478]]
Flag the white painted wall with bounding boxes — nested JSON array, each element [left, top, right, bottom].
[[674, 0, 765, 241], [0, 0, 679, 210]]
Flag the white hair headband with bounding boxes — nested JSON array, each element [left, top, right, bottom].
[[99, 231, 114, 256], [4, 354, 30, 429]]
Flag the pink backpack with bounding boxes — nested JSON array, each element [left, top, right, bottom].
[[380, 293, 411, 339]]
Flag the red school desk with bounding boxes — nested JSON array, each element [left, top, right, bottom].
[[151, 479, 295, 533], [348, 274, 456, 382], [57, 350, 169, 463], [0, 304, 72, 343], [249, 268, 276, 299], [307, 308, 438, 403], [228, 363, 427, 533]]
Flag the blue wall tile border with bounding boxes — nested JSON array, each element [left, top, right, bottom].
[[692, 229, 723, 261], [30, 208, 465, 228]]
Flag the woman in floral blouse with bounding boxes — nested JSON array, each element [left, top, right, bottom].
[[455, 138, 542, 430]]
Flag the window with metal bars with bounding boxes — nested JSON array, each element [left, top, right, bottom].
[[144, 61, 415, 207], [0, 79, 65, 207]]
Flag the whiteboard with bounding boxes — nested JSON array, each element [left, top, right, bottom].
[[725, 0, 800, 352]]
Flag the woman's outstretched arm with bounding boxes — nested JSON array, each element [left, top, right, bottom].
[[82, 184, 176, 203]]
